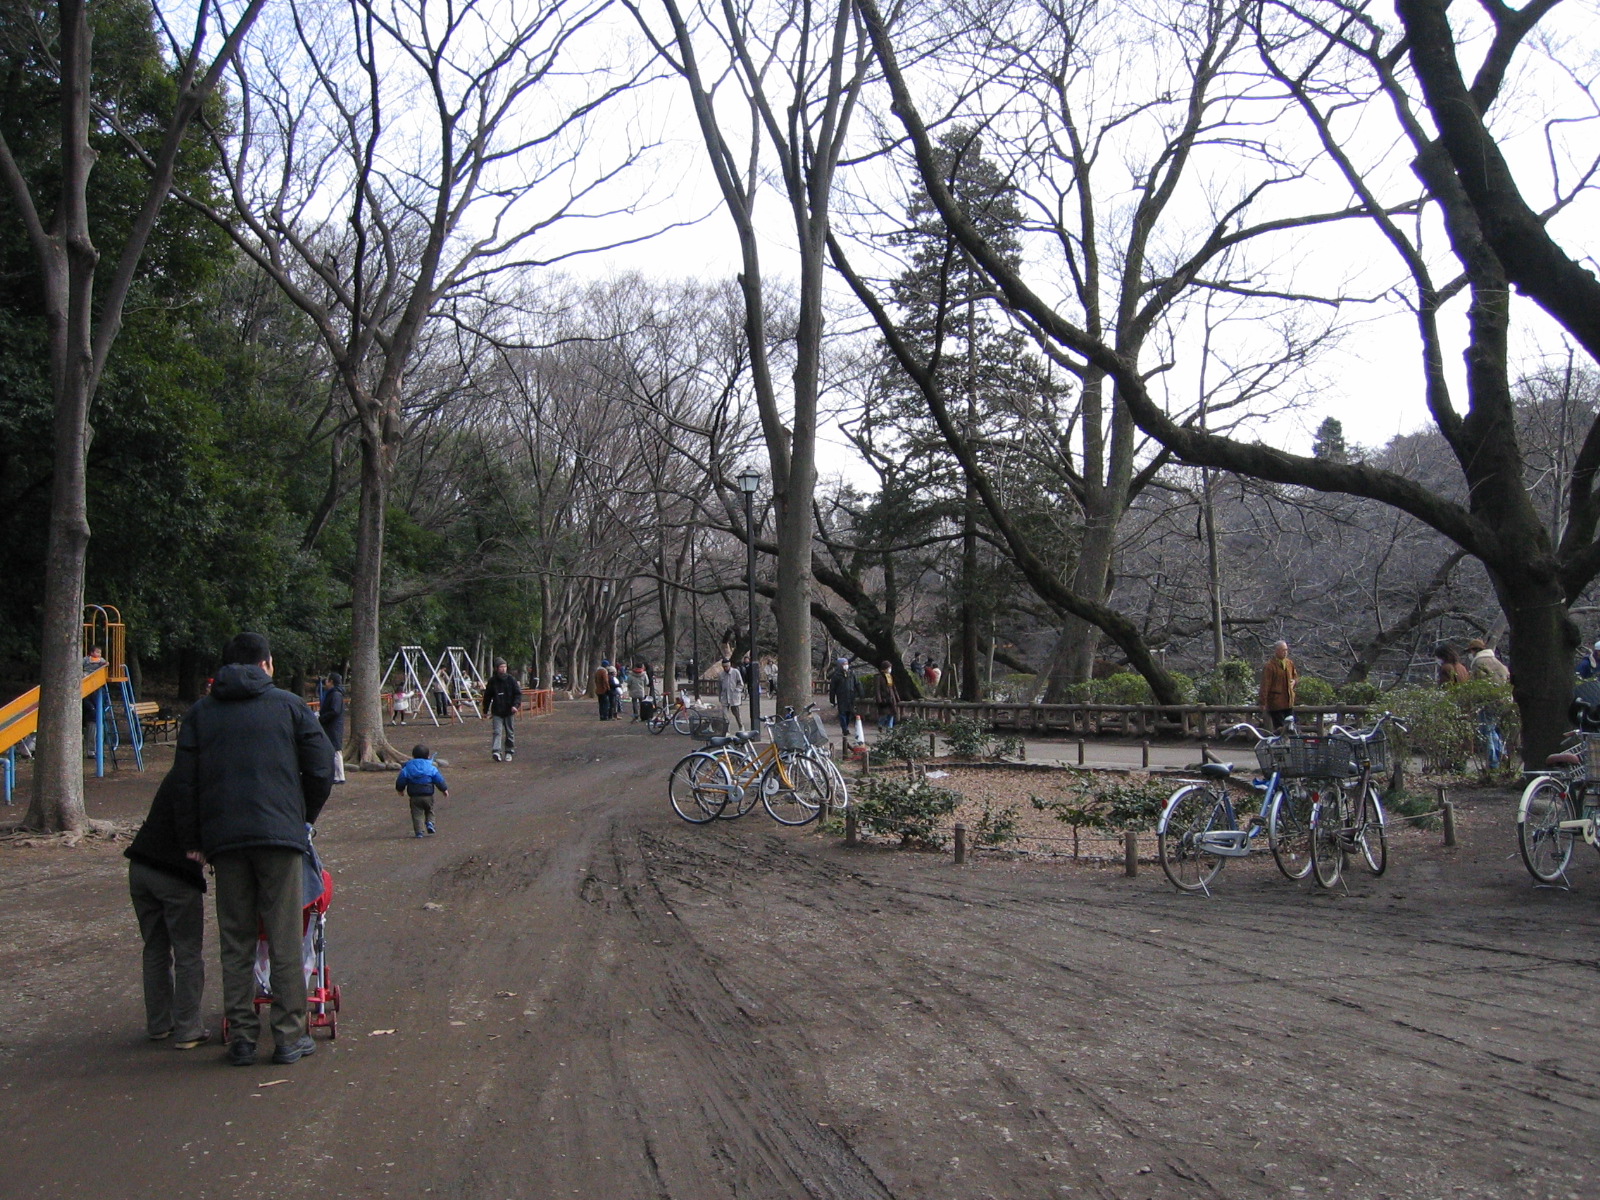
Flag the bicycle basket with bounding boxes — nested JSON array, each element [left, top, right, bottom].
[[689, 712, 728, 738], [1278, 735, 1359, 779], [1254, 739, 1293, 776], [803, 714, 831, 747], [772, 717, 811, 752], [1343, 730, 1391, 773]]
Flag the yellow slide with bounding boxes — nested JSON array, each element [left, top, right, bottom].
[[0, 665, 109, 755]]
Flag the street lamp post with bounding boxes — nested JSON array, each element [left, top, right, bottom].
[[738, 469, 762, 724]]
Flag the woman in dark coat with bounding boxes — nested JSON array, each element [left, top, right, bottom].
[[319, 673, 347, 784]]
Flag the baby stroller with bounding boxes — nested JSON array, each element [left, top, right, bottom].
[[221, 845, 342, 1042]]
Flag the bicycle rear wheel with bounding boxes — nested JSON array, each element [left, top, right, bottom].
[[671, 709, 693, 735], [647, 710, 670, 734], [1310, 787, 1346, 888], [1355, 785, 1388, 875], [1517, 775, 1575, 884], [668, 753, 730, 824], [1266, 781, 1314, 880], [762, 756, 827, 825], [1157, 784, 1232, 893], [714, 748, 760, 819]]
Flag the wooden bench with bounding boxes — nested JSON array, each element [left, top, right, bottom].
[[132, 701, 180, 743]]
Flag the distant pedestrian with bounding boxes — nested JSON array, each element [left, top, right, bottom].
[[594, 660, 613, 720], [874, 661, 901, 732], [719, 658, 747, 730], [827, 657, 859, 741], [1465, 639, 1510, 683], [1258, 641, 1298, 732], [319, 673, 346, 784], [1435, 644, 1469, 686], [126, 774, 209, 1050], [627, 664, 651, 721], [389, 686, 413, 726], [924, 660, 942, 692], [171, 630, 333, 1068], [395, 744, 448, 837], [1578, 641, 1600, 681], [483, 659, 522, 761]]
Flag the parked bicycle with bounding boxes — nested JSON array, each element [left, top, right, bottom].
[[1156, 720, 1318, 893], [647, 691, 718, 736], [1306, 714, 1403, 888], [666, 713, 831, 826], [1516, 731, 1598, 886]]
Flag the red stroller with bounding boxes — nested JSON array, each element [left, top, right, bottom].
[[221, 861, 342, 1042]]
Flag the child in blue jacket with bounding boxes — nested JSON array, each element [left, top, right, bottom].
[[395, 744, 448, 837]]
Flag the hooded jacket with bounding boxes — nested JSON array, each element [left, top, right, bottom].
[[125, 771, 207, 891], [483, 670, 522, 717], [171, 664, 334, 858]]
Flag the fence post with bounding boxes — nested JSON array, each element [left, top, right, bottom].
[[1124, 830, 1138, 877], [1077, 739, 1086, 765], [845, 807, 858, 847], [930, 730, 938, 758], [1201, 741, 1212, 764], [1141, 740, 1151, 769], [954, 822, 967, 865], [1441, 786, 1457, 847]]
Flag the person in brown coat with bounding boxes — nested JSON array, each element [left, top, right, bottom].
[[874, 661, 901, 732], [1259, 641, 1298, 731]]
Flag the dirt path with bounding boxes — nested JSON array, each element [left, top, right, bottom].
[[2, 705, 1597, 1199]]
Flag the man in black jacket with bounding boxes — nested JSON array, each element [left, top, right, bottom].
[[483, 659, 522, 761], [172, 632, 333, 1067], [126, 775, 209, 1049]]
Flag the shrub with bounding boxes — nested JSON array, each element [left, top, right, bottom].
[[855, 776, 961, 849], [1296, 675, 1335, 706], [1030, 793, 1106, 859], [1384, 680, 1520, 774], [873, 718, 938, 771], [1196, 659, 1255, 705], [1086, 672, 1154, 705], [1338, 680, 1381, 706], [1030, 774, 1170, 857], [942, 717, 990, 758], [987, 673, 1037, 702], [972, 800, 1021, 848]]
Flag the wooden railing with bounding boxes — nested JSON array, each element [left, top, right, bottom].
[[871, 699, 1374, 740]]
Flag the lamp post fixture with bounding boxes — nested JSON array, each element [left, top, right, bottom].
[[738, 469, 762, 724]]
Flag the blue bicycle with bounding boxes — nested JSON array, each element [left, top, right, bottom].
[[1156, 721, 1316, 893]]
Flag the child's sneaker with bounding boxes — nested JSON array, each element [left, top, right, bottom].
[[426, 821, 435, 834], [415, 831, 425, 838], [492, 752, 501, 762]]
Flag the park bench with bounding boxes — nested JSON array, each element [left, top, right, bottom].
[[132, 701, 180, 743]]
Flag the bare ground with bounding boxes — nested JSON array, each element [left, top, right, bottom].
[[1, 705, 1597, 1199]]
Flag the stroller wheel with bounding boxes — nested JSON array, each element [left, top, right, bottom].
[[331, 984, 342, 1013]]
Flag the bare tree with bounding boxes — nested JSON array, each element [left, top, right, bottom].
[[1, 0, 266, 832], [624, 0, 875, 710], [178, 0, 651, 762]]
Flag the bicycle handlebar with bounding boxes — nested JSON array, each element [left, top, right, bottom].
[[1221, 721, 1272, 741]]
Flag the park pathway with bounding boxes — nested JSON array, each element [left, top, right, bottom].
[[1, 703, 1597, 1199]]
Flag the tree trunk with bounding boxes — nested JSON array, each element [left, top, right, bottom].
[[347, 420, 398, 765], [1491, 567, 1579, 766]]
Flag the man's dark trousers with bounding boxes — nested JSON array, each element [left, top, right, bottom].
[[129, 860, 206, 1041], [213, 848, 306, 1047]]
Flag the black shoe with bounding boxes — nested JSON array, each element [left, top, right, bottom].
[[492, 751, 502, 761], [272, 1035, 316, 1064], [227, 1037, 257, 1067]]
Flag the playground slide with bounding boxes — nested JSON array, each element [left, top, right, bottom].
[[0, 665, 109, 756]]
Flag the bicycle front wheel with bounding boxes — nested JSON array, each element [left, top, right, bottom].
[[715, 748, 760, 819], [671, 710, 693, 735], [668, 753, 730, 824], [1355, 785, 1388, 875], [1310, 788, 1346, 888], [1267, 781, 1314, 880], [1518, 775, 1575, 884], [1157, 784, 1232, 893], [762, 756, 827, 825]]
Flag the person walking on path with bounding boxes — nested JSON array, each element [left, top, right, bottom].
[[593, 661, 613, 720], [827, 657, 859, 741], [483, 659, 522, 761], [1435, 644, 1469, 686], [1577, 641, 1600, 680], [171, 631, 333, 1068], [627, 664, 651, 722], [319, 673, 346, 784], [1466, 639, 1511, 682], [1259, 641, 1298, 732], [719, 658, 747, 731], [395, 744, 448, 837], [874, 661, 901, 732], [126, 774, 210, 1050], [1465, 639, 1511, 767]]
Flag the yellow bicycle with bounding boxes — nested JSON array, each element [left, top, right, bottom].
[[667, 717, 831, 825]]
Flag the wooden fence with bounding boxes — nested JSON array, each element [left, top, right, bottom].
[[869, 699, 1373, 740]]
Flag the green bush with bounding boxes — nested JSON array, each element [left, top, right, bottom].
[[1196, 659, 1255, 705], [1296, 675, 1335, 706], [1382, 680, 1520, 774], [987, 673, 1037, 702], [1338, 680, 1381, 706], [1086, 672, 1154, 705], [1030, 774, 1169, 857], [942, 717, 990, 758], [873, 718, 938, 770], [856, 776, 962, 849], [972, 800, 1021, 848]]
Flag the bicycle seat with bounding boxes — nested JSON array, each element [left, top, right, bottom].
[[1199, 761, 1234, 778], [1546, 751, 1583, 767], [702, 736, 744, 749]]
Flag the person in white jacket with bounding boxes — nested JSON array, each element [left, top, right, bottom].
[[718, 658, 747, 731]]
